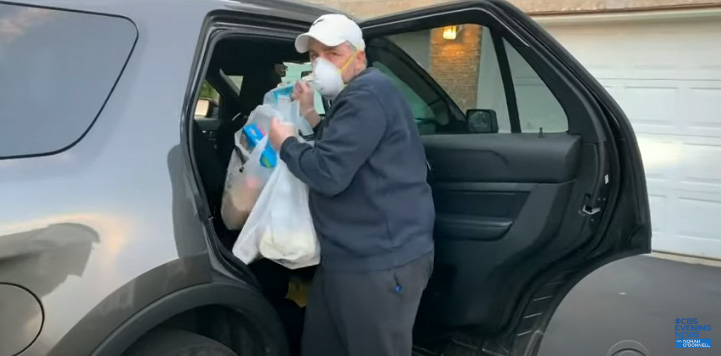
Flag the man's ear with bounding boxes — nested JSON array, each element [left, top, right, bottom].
[[357, 50, 368, 68]]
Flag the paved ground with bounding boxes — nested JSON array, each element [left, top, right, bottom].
[[537, 254, 721, 356]]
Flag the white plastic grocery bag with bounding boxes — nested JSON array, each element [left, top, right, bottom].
[[220, 136, 272, 230], [232, 114, 319, 269], [263, 84, 315, 137], [219, 105, 280, 230], [240, 161, 320, 269], [233, 156, 320, 269]]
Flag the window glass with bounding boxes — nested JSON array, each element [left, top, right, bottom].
[[199, 81, 220, 102], [377, 24, 569, 134], [373, 61, 434, 122], [504, 40, 568, 133], [228, 76, 243, 91], [0, 4, 137, 157]]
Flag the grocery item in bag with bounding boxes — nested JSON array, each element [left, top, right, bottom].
[[242, 124, 277, 168], [233, 157, 319, 269], [220, 106, 281, 230], [263, 83, 315, 137], [257, 159, 320, 269]]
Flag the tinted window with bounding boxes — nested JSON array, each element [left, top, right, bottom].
[[504, 40, 568, 133], [378, 24, 569, 135], [0, 4, 137, 158]]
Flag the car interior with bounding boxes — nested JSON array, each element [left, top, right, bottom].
[[189, 15, 615, 354]]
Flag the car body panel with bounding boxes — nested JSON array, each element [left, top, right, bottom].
[[0, 0, 335, 355]]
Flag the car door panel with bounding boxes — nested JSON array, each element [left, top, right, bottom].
[[435, 215, 513, 241], [360, 1, 651, 354], [423, 133, 582, 183], [419, 132, 582, 330], [427, 133, 580, 245]]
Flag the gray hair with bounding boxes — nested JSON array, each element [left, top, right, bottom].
[[344, 41, 367, 67]]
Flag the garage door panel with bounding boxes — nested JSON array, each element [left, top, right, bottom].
[[652, 193, 721, 258], [606, 80, 721, 138], [674, 196, 721, 242], [616, 85, 679, 124], [654, 235, 721, 259], [688, 87, 721, 127], [680, 143, 721, 187], [546, 16, 721, 260], [648, 194, 669, 236]]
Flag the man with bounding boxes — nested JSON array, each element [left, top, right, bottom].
[[274, 62, 288, 78], [268, 13, 435, 356]]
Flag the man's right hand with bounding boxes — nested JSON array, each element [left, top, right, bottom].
[[292, 80, 320, 128]]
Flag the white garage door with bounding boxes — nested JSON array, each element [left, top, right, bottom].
[[541, 13, 721, 259]]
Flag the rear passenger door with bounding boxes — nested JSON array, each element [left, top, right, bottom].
[[361, 1, 651, 354]]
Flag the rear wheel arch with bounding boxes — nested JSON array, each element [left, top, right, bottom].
[[90, 283, 288, 356]]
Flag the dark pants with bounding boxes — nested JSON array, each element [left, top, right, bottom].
[[301, 252, 434, 356]]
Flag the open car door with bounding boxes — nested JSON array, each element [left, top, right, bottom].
[[360, 1, 651, 354]]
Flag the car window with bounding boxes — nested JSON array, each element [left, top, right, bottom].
[[504, 40, 568, 133], [199, 81, 220, 102], [373, 61, 435, 122], [195, 81, 221, 119], [0, 4, 137, 158], [228, 76, 243, 91], [377, 24, 568, 134]]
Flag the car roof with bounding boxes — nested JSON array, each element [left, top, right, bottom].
[[11, 0, 349, 25]]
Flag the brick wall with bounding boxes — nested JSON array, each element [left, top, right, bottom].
[[429, 24, 482, 112], [308, 0, 721, 18]]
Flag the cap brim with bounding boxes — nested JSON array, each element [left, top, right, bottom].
[[294, 32, 346, 53]]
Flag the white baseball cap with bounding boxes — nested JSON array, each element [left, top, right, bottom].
[[295, 14, 365, 53]]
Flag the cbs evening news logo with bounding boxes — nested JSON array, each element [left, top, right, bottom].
[[675, 318, 712, 349]]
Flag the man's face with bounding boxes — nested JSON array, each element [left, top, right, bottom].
[[308, 38, 366, 83], [275, 63, 287, 77]]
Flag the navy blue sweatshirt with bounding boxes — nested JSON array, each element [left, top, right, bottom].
[[279, 68, 435, 271]]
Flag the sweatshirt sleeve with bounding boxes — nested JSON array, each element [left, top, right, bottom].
[[279, 89, 387, 197]]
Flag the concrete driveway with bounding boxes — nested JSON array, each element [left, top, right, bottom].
[[537, 255, 721, 356]]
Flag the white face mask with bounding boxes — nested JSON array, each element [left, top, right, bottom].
[[311, 54, 357, 99], [311, 57, 344, 99]]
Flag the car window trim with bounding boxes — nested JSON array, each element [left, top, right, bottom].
[[491, 30, 521, 133]]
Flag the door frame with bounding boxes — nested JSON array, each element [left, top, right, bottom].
[[533, 6, 721, 25]]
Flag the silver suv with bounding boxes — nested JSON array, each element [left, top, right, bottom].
[[0, 0, 651, 355]]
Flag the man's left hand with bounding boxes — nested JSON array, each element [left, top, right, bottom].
[[269, 117, 295, 150]]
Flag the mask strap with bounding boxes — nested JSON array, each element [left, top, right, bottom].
[[339, 50, 359, 73]]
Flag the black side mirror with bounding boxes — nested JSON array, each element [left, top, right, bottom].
[[467, 109, 498, 134]]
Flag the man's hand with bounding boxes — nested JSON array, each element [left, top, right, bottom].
[[292, 80, 314, 114], [292, 80, 321, 128], [269, 117, 296, 150]]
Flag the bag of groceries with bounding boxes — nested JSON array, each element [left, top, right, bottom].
[[231, 85, 319, 269], [220, 105, 279, 230], [235, 156, 320, 269]]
